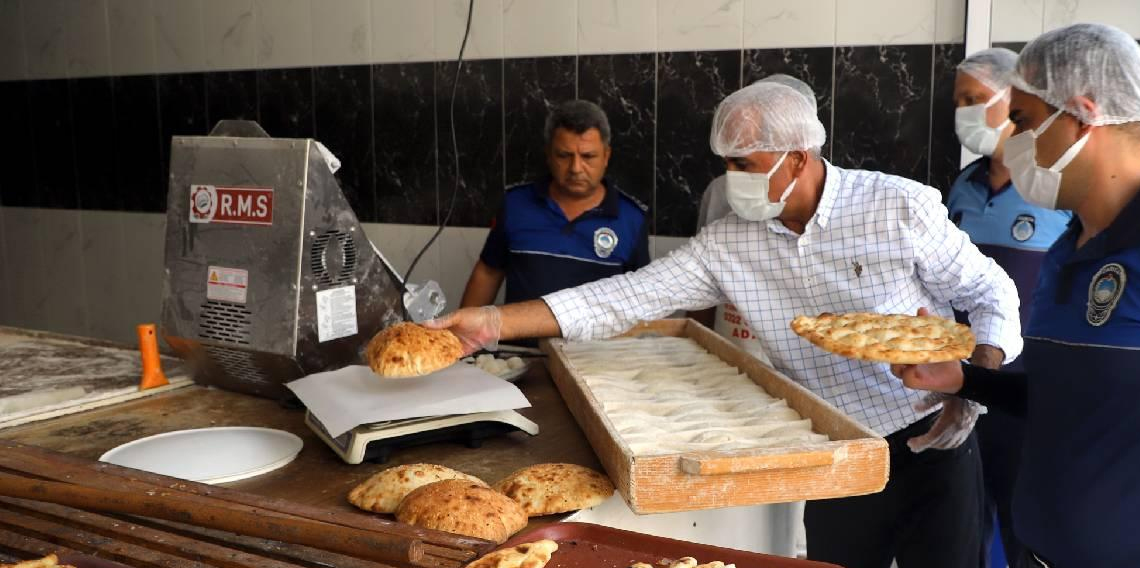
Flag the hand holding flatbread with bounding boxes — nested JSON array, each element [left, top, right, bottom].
[[366, 322, 463, 378], [467, 539, 558, 568], [791, 312, 975, 364]]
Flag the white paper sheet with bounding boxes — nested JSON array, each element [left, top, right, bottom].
[[285, 364, 531, 437]]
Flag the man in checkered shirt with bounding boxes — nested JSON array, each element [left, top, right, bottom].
[[430, 82, 1022, 568]]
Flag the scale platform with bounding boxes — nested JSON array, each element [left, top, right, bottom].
[[305, 409, 540, 464]]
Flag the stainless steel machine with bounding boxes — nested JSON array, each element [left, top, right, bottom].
[[160, 121, 444, 400]]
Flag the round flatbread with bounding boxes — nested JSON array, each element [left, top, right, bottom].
[[467, 539, 558, 568], [365, 322, 463, 378], [396, 479, 527, 544], [347, 463, 487, 514], [494, 463, 614, 517], [790, 312, 976, 364]]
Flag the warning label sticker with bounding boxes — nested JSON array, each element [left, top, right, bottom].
[[316, 286, 358, 343], [206, 266, 249, 304]]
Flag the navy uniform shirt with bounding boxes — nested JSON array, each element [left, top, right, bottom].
[[1011, 192, 1140, 566], [480, 178, 650, 304], [947, 158, 1072, 368]]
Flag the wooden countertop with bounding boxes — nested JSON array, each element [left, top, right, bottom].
[[0, 361, 602, 527]]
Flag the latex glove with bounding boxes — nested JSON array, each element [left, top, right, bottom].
[[907, 393, 986, 453], [423, 306, 502, 356]]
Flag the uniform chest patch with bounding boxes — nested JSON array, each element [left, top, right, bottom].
[[1087, 263, 1126, 326], [1011, 214, 1036, 242], [594, 227, 618, 258]]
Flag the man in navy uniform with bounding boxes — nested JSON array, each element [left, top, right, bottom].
[[946, 47, 1072, 567], [459, 100, 650, 309], [895, 23, 1140, 567]]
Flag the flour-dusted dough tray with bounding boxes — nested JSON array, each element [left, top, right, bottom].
[[541, 319, 889, 514]]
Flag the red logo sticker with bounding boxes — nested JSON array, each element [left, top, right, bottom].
[[189, 185, 274, 226]]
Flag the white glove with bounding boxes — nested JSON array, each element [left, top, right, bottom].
[[906, 393, 986, 453], [423, 306, 501, 356]]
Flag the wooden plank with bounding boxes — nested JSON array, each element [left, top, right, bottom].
[[0, 528, 82, 562], [542, 318, 890, 514], [0, 380, 192, 430]]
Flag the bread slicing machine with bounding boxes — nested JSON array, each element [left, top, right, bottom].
[[161, 120, 537, 463]]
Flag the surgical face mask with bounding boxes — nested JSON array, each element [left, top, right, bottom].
[[1002, 109, 1091, 210], [955, 88, 1010, 156], [724, 152, 798, 222]]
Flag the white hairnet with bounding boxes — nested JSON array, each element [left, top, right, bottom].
[[1011, 23, 1140, 125], [710, 82, 827, 157], [756, 73, 818, 113], [957, 48, 1018, 95]]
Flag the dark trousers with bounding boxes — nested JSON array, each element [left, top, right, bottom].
[[977, 407, 1027, 568], [805, 414, 985, 568]]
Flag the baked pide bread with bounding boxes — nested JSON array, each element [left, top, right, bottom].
[[494, 463, 614, 516], [365, 322, 463, 378], [630, 559, 733, 568], [467, 539, 558, 568], [1, 555, 76, 568], [790, 312, 975, 364], [347, 463, 487, 514], [395, 479, 527, 544]]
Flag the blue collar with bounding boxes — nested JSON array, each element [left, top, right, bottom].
[[965, 157, 1013, 195], [1054, 188, 1140, 301]]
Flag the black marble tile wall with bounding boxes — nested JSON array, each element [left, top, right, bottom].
[[832, 44, 933, 185], [374, 62, 436, 225], [257, 67, 315, 139], [0, 82, 39, 208], [436, 59, 503, 228], [577, 53, 657, 216], [206, 70, 259, 126], [656, 50, 741, 236], [112, 75, 164, 213], [28, 80, 79, 209], [70, 77, 117, 211], [743, 47, 835, 160], [503, 56, 576, 188], [930, 43, 966, 195], [158, 73, 209, 184], [315, 65, 376, 222]]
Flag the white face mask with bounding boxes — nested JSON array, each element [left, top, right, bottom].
[[1002, 109, 1091, 210], [724, 152, 798, 222], [955, 88, 1011, 156]]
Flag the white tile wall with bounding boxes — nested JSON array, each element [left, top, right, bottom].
[[836, 0, 937, 46], [935, 0, 966, 44], [651, 235, 689, 260], [312, 0, 371, 66], [108, 0, 158, 76], [578, 0, 656, 55], [743, 0, 836, 50], [503, 0, 577, 58], [120, 212, 167, 336], [203, 0, 256, 71], [991, 0, 1045, 43], [20, 0, 67, 79], [154, 0, 206, 73], [361, 223, 443, 295], [657, 0, 743, 52], [2, 209, 43, 330], [64, 0, 112, 78], [435, 0, 503, 61], [0, 207, 9, 325], [1043, 0, 1140, 38], [371, 0, 436, 63], [37, 209, 91, 337], [255, 0, 314, 69], [436, 226, 489, 311], [0, 0, 26, 81], [81, 210, 135, 344]]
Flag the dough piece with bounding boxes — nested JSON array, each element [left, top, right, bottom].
[[466, 539, 558, 568], [0, 555, 76, 568], [669, 558, 698, 568], [494, 463, 614, 516], [507, 357, 526, 370], [791, 312, 975, 364], [396, 479, 527, 544], [366, 322, 463, 378], [348, 463, 487, 514]]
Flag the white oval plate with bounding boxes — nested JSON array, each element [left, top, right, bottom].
[[99, 427, 303, 484]]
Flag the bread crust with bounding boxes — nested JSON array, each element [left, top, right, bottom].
[[791, 312, 976, 364], [494, 463, 614, 517], [395, 479, 527, 544], [466, 539, 558, 568], [347, 463, 487, 514], [366, 322, 463, 378]]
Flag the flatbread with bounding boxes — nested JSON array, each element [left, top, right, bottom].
[[347, 463, 487, 514], [1, 555, 76, 568], [467, 539, 558, 568], [365, 322, 463, 378], [395, 479, 527, 544], [494, 463, 614, 517], [791, 312, 975, 364]]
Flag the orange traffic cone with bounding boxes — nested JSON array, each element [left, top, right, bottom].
[[138, 324, 169, 390]]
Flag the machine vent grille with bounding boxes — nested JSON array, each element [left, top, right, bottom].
[[309, 230, 357, 287], [198, 301, 253, 345], [203, 345, 270, 385]]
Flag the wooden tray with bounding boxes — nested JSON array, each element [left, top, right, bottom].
[[497, 522, 840, 567], [541, 319, 889, 514]]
